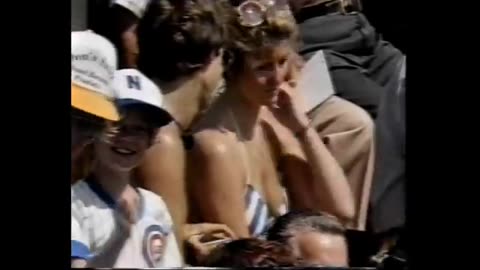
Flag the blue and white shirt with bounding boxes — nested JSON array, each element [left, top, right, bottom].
[[71, 178, 182, 268]]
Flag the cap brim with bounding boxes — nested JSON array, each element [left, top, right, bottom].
[[116, 99, 173, 127], [72, 83, 120, 121]]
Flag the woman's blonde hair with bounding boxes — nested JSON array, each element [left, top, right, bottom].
[[224, 1, 299, 78]]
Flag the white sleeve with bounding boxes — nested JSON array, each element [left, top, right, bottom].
[[71, 186, 92, 261], [71, 212, 91, 260], [112, 0, 150, 18]]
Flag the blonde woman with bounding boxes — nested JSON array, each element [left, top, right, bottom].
[[189, 0, 355, 238]]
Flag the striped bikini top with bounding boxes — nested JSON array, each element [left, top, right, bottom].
[[229, 109, 288, 237]]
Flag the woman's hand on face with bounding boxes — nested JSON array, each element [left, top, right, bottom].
[[270, 82, 309, 133], [184, 223, 237, 263]]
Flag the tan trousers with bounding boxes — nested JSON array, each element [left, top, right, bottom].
[[308, 96, 375, 231]]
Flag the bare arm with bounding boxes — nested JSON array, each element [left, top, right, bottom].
[[295, 127, 355, 221], [190, 131, 250, 238], [269, 83, 355, 222], [136, 123, 188, 255], [264, 115, 354, 220]]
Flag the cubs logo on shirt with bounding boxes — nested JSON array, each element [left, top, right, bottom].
[[140, 218, 170, 267]]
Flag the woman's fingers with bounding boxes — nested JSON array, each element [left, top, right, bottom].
[[202, 223, 237, 239], [186, 223, 237, 239]]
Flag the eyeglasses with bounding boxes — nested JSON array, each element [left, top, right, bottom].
[[237, 0, 292, 27]]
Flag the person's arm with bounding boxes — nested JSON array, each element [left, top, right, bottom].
[[270, 84, 355, 222], [190, 130, 251, 238], [136, 123, 188, 255], [296, 126, 355, 221]]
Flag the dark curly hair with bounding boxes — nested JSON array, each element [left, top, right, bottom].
[[137, 0, 232, 81], [205, 238, 303, 267], [267, 209, 346, 244]]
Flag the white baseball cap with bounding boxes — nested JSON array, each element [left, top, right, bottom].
[[112, 69, 173, 126], [71, 30, 120, 121]]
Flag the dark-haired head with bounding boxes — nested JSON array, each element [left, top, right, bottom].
[[268, 209, 346, 242], [267, 210, 349, 267], [205, 238, 303, 267], [137, 0, 231, 81]]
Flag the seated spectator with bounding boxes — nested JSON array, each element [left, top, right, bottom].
[[229, 0, 376, 232], [71, 69, 182, 268], [286, 0, 383, 231], [134, 0, 232, 254], [71, 30, 119, 182], [267, 210, 349, 267], [205, 238, 303, 267], [109, 0, 151, 68], [190, 0, 354, 238], [288, 0, 404, 119]]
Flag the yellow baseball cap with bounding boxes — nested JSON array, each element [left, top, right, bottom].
[[71, 31, 120, 121]]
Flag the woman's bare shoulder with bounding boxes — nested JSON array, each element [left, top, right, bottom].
[[192, 127, 236, 158], [153, 122, 184, 148], [191, 99, 237, 151]]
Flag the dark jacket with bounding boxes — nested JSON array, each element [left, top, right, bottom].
[[297, 11, 404, 118], [370, 58, 406, 233]]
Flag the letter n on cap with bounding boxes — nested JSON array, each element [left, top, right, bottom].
[[127, 75, 142, 90]]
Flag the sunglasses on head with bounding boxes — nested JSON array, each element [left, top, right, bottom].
[[237, 0, 292, 27]]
